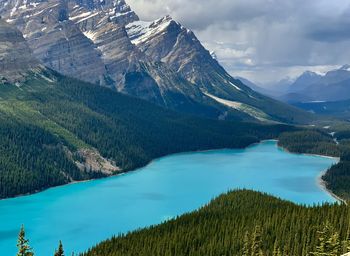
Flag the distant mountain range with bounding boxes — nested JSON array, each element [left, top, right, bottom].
[[238, 65, 350, 120], [279, 65, 350, 103], [239, 65, 350, 105], [0, 0, 311, 124]]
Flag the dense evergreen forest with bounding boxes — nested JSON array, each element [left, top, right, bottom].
[[278, 129, 350, 200], [79, 190, 350, 256], [0, 114, 86, 198], [0, 70, 294, 198]]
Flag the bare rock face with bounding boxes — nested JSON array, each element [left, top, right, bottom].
[[27, 19, 108, 85], [75, 12, 143, 87], [0, 19, 39, 82], [1, 0, 109, 85]]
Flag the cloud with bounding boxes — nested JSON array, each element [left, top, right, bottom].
[[127, 0, 350, 85]]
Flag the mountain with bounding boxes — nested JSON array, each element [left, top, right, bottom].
[[0, 0, 313, 124], [0, 19, 295, 199], [280, 66, 350, 103], [288, 71, 323, 93], [0, 18, 40, 82]]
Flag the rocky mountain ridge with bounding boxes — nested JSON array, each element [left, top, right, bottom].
[[0, 0, 312, 123]]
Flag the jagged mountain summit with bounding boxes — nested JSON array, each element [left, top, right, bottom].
[[0, 0, 312, 123]]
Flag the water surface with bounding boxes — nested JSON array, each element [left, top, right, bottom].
[[0, 141, 337, 255]]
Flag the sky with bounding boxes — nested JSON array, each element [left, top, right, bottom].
[[127, 0, 350, 87]]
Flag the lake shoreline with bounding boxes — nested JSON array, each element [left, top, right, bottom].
[[317, 171, 347, 205], [0, 142, 255, 201], [1, 139, 343, 204]]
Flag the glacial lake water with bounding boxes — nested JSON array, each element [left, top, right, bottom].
[[0, 141, 338, 255]]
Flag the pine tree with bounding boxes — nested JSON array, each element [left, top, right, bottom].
[[346, 220, 350, 253], [311, 221, 341, 256], [54, 241, 64, 256], [326, 231, 341, 255], [342, 228, 350, 254], [251, 225, 263, 256], [17, 225, 34, 256], [242, 231, 250, 256], [273, 240, 282, 256]]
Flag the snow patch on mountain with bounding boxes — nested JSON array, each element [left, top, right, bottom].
[[69, 11, 94, 21], [83, 30, 98, 41], [228, 81, 242, 91], [126, 16, 176, 45]]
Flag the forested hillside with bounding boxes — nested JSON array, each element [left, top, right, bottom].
[[0, 115, 85, 198], [0, 70, 294, 198], [83, 190, 350, 256]]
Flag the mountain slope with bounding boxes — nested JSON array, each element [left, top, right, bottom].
[[288, 71, 323, 93], [0, 0, 313, 124]]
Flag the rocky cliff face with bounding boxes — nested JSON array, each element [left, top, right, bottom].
[[0, 18, 40, 82], [1, 0, 109, 85]]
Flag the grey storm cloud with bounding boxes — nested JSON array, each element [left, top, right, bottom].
[[127, 0, 350, 84], [306, 12, 350, 43]]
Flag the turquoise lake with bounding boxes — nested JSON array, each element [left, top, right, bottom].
[[0, 141, 338, 255]]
